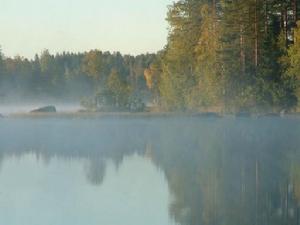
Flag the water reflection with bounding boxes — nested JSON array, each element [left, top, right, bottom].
[[84, 158, 106, 186], [0, 117, 300, 225]]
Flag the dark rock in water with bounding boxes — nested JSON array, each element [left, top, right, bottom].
[[0, 114, 4, 118], [31, 106, 56, 113]]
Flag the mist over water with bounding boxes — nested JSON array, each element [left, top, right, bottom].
[[1, 0, 299, 224], [0, 103, 82, 116], [0, 117, 300, 225]]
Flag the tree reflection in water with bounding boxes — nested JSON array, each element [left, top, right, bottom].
[[0, 117, 300, 225]]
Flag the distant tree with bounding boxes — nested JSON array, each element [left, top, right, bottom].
[[0, 46, 5, 99], [0, 46, 4, 79], [0, 48, 155, 105], [286, 21, 300, 106], [82, 50, 104, 82], [107, 69, 131, 108], [144, 55, 162, 105]]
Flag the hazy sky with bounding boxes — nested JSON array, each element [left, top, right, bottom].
[[0, 0, 172, 59]]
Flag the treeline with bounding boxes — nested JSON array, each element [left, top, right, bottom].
[[144, 0, 300, 112], [2, 0, 300, 112], [0, 49, 155, 103]]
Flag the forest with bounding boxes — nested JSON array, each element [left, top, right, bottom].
[[0, 49, 155, 111], [155, 0, 300, 112], [1, 0, 300, 113]]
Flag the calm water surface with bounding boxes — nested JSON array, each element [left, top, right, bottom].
[[0, 117, 300, 225]]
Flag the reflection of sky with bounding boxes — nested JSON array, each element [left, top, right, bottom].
[[0, 0, 173, 58], [0, 154, 171, 225]]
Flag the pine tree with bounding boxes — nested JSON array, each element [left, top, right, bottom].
[[189, 3, 222, 109], [159, 0, 204, 110]]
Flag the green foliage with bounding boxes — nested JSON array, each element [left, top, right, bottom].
[[107, 69, 131, 109], [191, 4, 222, 109], [128, 94, 145, 112], [82, 50, 103, 81], [158, 0, 204, 111], [287, 22, 300, 101], [157, 0, 299, 112], [0, 49, 155, 104]]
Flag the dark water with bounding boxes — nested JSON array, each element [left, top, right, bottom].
[[0, 117, 300, 225]]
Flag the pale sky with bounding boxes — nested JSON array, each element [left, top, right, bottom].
[[0, 0, 173, 59]]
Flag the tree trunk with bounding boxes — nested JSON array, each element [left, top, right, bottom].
[[254, 0, 259, 68], [293, 0, 298, 22], [240, 23, 246, 75], [284, 6, 288, 47], [212, 0, 216, 28], [264, 0, 268, 35]]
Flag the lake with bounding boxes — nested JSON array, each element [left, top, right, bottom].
[[0, 116, 300, 225]]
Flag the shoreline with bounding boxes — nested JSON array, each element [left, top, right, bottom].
[[5, 111, 300, 119]]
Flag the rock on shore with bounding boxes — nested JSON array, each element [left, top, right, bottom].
[[30, 106, 57, 113]]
